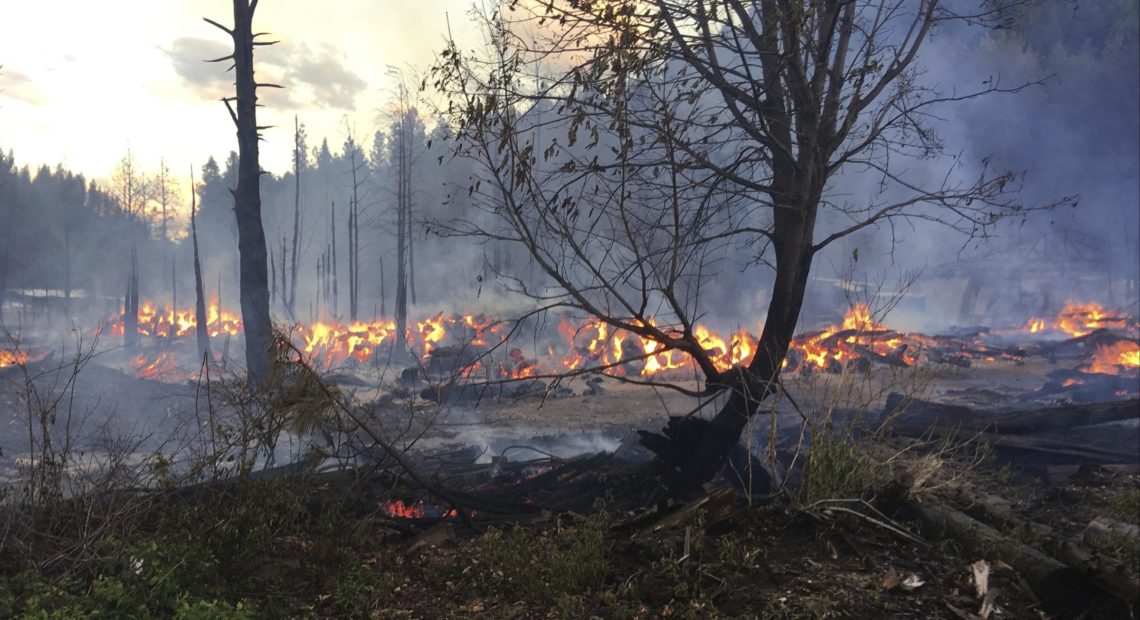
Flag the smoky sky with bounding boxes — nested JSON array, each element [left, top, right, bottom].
[[164, 37, 367, 111], [816, 1, 1139, 308]]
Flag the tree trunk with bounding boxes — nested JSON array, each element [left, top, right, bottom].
[[280, 235, 288, 309], [124, 246, 140, 348], [270, 246, 277, 302], [191, 169, 211, 361], [395, 127, 409, 359], [657, 182, 819, 496], [331, 201, 338, 318], [289, 115, 302, 314], [348, 195, 356, 321], [408, 191, 416, 306], [222, 0, 273, 382], [379, 255, 386, 317]]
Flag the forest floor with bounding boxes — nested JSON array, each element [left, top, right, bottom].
[[0, 347, 1137, 618]]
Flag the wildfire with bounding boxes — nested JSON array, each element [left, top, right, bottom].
[[114, 300, 241, 339], [1083, 341, 1140, 375], [1053, 301, 1131, 338], [132, 351, 178, 379], [1023, 318, 1048, 334], [0, 350, 28, 368], [106, 297, 1137, 384]]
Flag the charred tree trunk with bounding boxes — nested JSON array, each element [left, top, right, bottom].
[[395, 135, 409, 359], [408, 192, 416, 305], [347, 197, 356, 321], [379, 255, 386, 317], [649, 176, 821, 496], [191, 169, 211, 361], [330, 201, 338, 318], [124, 245, 140, 348], [289, 115, 302, 314], [280, 236, 288, 309], [207, 0, 273, 382], [0, 248, 8, 325], [270, 246, 277, 302]]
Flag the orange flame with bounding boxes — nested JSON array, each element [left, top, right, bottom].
[[0, 350, 29, 368], [131, 352, 178, 379], [1083, 341, 1140, 375], [1055, 301, 1128, 337]]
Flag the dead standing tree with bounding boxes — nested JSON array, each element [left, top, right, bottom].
[[205, 0, 277, 383], [190, 168, 211, 362], [432, 0, 1077, 496]]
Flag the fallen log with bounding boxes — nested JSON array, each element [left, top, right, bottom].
[[881, 393, 1139, 436], [1055, 539, 1140, 605], [977, 432, 1140, 467], [909, 500, 1102, 616]]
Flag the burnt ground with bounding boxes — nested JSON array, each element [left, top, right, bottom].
[[1, 344, 1138, 617]]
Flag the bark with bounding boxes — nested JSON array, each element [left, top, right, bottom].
[[220, 0, 273, 382], [191, 169, 211, 361]]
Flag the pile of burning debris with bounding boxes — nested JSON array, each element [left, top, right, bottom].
[[2, 300, 1136, 403]]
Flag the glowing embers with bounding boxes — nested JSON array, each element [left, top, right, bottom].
[[131, 351, 179, 380], [380, 498, 462, 520]]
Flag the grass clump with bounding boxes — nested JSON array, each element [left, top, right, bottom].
[[478, 508, 610, 604], [800, 432, 874, 504]]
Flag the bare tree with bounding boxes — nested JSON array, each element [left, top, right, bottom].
[[154, 158, 180, 313], [343, 121, 368, 322], [388, 81, 424, 357], [289, 115, 307, 315], [191, 168, 211, 361], [432, 0, 1076, 494], [110, 149, 149, 219], [205, 0, 278, 382]]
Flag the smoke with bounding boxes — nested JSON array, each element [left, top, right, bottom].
[[813, 0, 1139, 329]]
